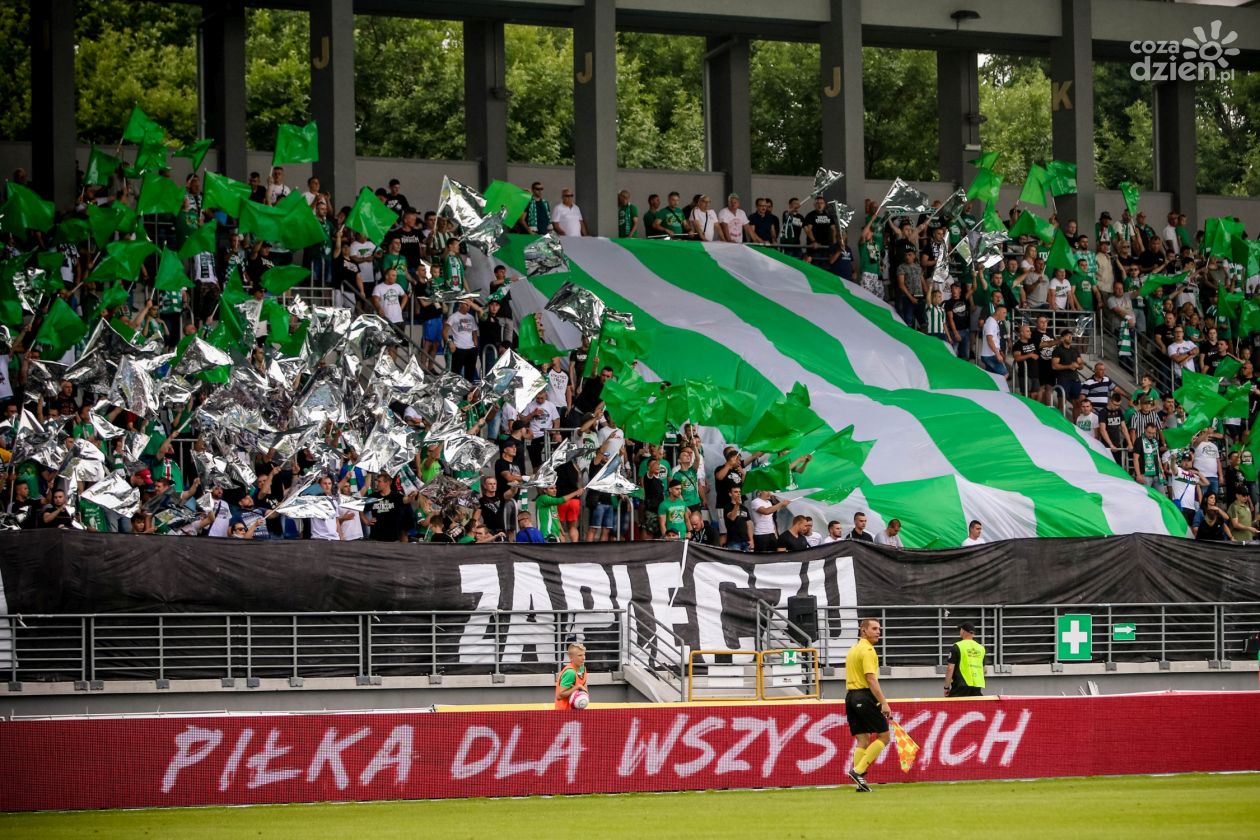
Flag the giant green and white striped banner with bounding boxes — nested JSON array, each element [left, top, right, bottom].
[[490, 235, 1188, 547]]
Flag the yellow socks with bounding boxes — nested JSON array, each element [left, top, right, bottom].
[[852, 744, 865, 770], [854, 739, 887, 774]]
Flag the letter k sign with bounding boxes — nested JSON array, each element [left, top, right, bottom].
[[1052, 80, 1074, 111]]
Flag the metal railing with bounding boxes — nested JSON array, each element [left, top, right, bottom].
[[814, 602, 1260, 670], [1099, 315, 1176, 398], [5, 601, 1256, 688], [685, 648, 819, 701], [1017, 307, 1100, 358], [623, 601, 687, 700], [1, 609, 624, 685]]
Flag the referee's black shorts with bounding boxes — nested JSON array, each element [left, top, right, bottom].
[[949, 684, 983, 697], [845, 688, 889, 736]]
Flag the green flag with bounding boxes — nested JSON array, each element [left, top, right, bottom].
[[1044, 231, 1077, 273], [981, 202, 1005, 234], [1173, 371, 1227, 420], [1241, 299, 1260, 339], [1163, 422, 1202, 452], [619, 396, 668, 444], [261, 264, 310, 295], [203, 171, 252, 218], [1138, 270, 1190, 296], [1217, 290, 1244, 322], [1046, 160, 1078, 196], [222, 264, 249, 307], [742, 456, 798, 494], [125, 138, 170, 179], [1215, 356, 1242, 383], [741, 388, 825, 453], [279, 317, 310, 357], [122, 107, 163, 144], [262, 298, 292, 344], [1019, 164, 1050, 207], [1204, 216, 1247, 264], [54, 218, 91, 246], [86, 202, 138, 248], [483, 181, 532, 225], [968, 150, 1000, 169], [1008, 211, 1056, 244], [806, 424, 873, 492], [136, 172, 186, 216], [344, 186, 399, 245], [1222, 384, 1251, 419], [239, 192, 326, 250], [174, 139, 214, 171], [93, 282, 131, 318], [965, 168, 1003, 205], [0, 257, 22, 327], [91, 238, 158, 283], [517, 315, 564, 366], [177, 219, 218, 259], [272, 121, 319, 165], [0, 182, 56, 234], [1118, 181, 1140, 217], [34, 297, 87, 359], [84, 146, 123, 187], [154, 248, 193, 292]]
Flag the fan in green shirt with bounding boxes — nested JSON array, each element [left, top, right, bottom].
[[658, 481, 689, 538], [535, 484, 585, 541], [617, 191, 639, 238]]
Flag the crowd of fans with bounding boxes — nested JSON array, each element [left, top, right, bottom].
[[0, 166, 1253, 544]]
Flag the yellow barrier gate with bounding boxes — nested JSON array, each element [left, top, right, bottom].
[[687, 648, 819, 702]]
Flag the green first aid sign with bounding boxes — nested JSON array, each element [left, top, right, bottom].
[[1057, 614, 1093, 661]]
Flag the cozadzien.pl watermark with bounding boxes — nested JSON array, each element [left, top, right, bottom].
[[1130, 19, 1238, 82]]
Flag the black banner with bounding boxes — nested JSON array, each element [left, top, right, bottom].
[[2, 532, 1258, 678]]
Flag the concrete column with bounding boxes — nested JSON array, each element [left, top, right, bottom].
[[705, 36, 752, 207], [310, 0, 356, 204], [937, 49, 981, 188], [464, 20, 509, 188], [1050, 0, 1095, 232], [202, 1, 247, 179], [28, 0, 76, 207], [1154, 81, 1197, 232], [819, 0, 865, 250], [572, 0, 617, 237]]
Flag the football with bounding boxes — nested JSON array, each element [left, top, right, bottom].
[[570, 689, 590, 710]]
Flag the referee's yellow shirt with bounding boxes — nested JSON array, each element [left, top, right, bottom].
[[845, 637, 879, 690]]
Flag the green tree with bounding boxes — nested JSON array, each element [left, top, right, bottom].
[[1196, 71, 1260, 197], [977, 58, 1052, 185], [749, 41, 820, 176], [616, 33, 704, 170], [1096, 98, 1153, 190], [0, 2, 31, 141], [863, 48, 937, 181], [245, 9, 311, 154], [505, 26, 574, 164], [354, 17, 464, 160]]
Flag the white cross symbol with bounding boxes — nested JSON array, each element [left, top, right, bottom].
[[1062, 620, 1089, 654]]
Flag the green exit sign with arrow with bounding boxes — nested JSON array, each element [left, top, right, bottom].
[[1112, 623, 1136, 641]]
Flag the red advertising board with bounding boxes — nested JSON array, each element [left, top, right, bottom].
[[1, 693, 1258, 812]]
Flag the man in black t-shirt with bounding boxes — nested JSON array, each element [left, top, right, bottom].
[[386, 209, 424, 272], [365, 473, 409, 542], [495, 440, 525, 486], [383, 179, 409, 217], [722, 487, 753, 551], [778, 514, 812, 551], [1011, 324, 1040, 396], [1096, 392, 1133, 467], [477, 475, 516, 537], [803, 196, 836, 263]]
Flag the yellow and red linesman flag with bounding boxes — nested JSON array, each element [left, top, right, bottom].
[[890, 719, 920, 772]]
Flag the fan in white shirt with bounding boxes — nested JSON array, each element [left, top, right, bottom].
[[960, 520, 986, 546]]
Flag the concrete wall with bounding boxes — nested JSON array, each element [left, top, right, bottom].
[[1, 141, 1252, 235]]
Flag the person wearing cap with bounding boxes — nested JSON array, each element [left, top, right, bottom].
[[718, 194, 749, 245], [944, 622, 987, 697], [555, 641, 588, 710]]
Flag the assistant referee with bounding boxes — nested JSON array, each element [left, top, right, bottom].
[[844, 617, 891, 793]]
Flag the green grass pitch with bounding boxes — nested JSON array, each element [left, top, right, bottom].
[[2, 773, 1257, 839]]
